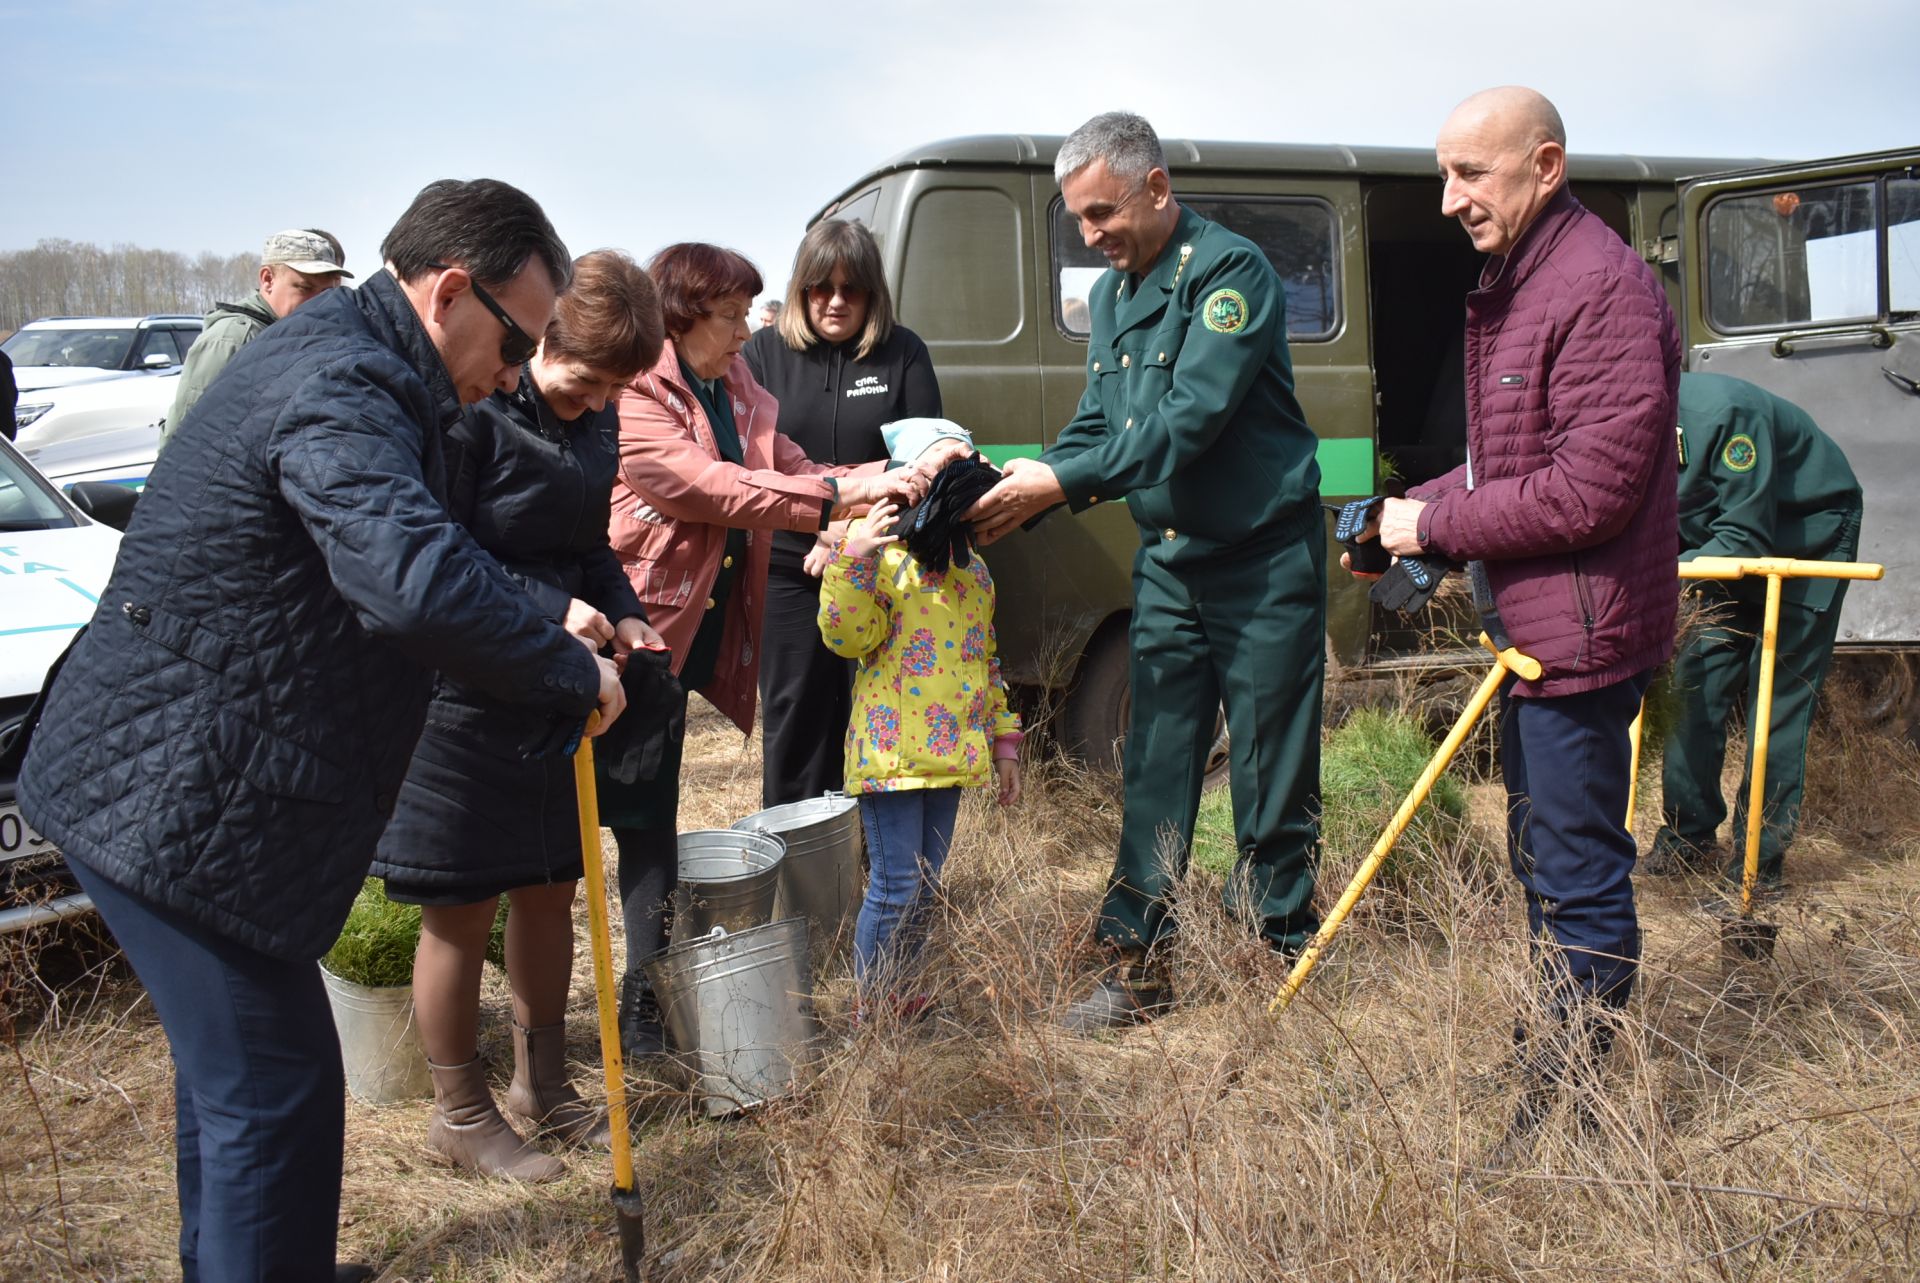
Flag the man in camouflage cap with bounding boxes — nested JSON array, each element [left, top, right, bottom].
[[165, 227, 352, 438]]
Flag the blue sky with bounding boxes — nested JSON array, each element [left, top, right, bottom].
[[6, 0, 1915, 301]]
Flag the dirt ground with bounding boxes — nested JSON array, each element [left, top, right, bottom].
[[5, 692, 1920, 1281]]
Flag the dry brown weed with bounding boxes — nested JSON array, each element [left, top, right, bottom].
[[5, 700, 1920, 1281]]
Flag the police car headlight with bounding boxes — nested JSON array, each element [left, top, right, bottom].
[[13, 401, 50, 431]]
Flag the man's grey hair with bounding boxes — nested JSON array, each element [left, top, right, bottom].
[[1055, 111, 1168, 186]]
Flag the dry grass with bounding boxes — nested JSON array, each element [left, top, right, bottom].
[[6, 694, 1920, 1281]]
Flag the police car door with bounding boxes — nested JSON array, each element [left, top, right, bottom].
[[1678, 149, 1920, 646]]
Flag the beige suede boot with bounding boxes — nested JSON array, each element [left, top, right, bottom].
[[503, 1020, 611, 1147], [426, 1056, 565, 1182]]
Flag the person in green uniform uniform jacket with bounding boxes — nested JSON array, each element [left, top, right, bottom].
[[971, 111, 1325, 1031], [1646, 372, 1863, 889]]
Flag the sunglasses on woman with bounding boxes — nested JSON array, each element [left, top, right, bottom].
[[429, 262, 540, 365], [806, 280, 869, 305]]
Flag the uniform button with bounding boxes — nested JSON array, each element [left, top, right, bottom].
[[1124, 417, 1133, 429], [1158, 352, 1166, 361], [1089, 495, 1100, 504], [1121, 354, 1132, 368], [723, 556, 734, 568], [542, 675, 555, 688], [1093, 361, 1102, 372], [375, 790, 396, 816], [1163, 528, 1177, 541], [705, 597, 717, 610]]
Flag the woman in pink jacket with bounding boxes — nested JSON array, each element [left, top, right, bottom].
[[603, 242, 915, 1056]]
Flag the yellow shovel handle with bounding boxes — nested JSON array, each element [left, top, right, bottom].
[[574, 722, 637, 1192], [1271, 634, 1537, 1012]]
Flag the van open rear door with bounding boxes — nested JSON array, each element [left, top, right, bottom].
[[1678, 148, 1920, 645]]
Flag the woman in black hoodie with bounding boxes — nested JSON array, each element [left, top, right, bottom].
[[744, 219, 944, 806]]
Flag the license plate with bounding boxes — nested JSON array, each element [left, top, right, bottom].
[[0, 802, 57, 861]]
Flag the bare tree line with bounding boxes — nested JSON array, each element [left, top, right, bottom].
[[0, 238, 256, 335]]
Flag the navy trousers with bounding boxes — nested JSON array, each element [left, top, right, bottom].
[[1498, 669, 1653, 1015], [71, 859, 344, 1283]]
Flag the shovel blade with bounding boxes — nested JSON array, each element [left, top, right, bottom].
[[1720, 916, 1779, 966], [611, 1183, 646, 1282]]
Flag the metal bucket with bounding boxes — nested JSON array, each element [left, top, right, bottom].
[[672, 829, 785, 938], [320, 967, 431, 1105], [731, 794, 865, 959], [641, 918, 820, 1117]]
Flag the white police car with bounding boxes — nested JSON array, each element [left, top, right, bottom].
[[0, 433, 122, 934]]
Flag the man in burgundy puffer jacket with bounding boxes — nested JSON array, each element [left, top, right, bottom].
[[1365, 86, 1680, 1155]]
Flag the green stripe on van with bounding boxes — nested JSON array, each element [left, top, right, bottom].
[[1314, 437, 1375, 497], [977, 443, 1043, 466], [978, 437, 1374, 496]]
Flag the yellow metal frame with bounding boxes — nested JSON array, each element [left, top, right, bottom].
[[1674, 556, 1884, 917]]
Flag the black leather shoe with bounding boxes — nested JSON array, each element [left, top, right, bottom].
[[1641, 830, 1717, 876], [1061, 954, 1173, 1033]]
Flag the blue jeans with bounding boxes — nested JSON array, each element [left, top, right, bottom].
[[70, 859, 344, 1283], [1499, 669, 1653, 1018], [854, 788, 962, 994]]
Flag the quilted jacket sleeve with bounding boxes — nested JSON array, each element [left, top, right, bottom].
[[1422, 280, 1673, 560], [271, 365, 601, 714]]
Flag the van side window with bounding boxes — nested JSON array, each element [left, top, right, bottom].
[[830, 187, 881, 230], [1890, 176, 1920, 315], [902, 188, 1023, 343], [1049, 196, 1338, 341], [1705, 181, 1880, 329]]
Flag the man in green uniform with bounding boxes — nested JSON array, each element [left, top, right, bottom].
[[1645, 372, 1863, 890], [971, 111, 1324, 1030]]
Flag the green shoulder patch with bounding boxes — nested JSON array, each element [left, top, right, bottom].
[[1721, 433, 1757, 473], [1202, 288, 1248, 334]]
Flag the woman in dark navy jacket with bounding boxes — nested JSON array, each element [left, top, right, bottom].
[[372, 251, 665, 1182], [743, 219, 943, 806]]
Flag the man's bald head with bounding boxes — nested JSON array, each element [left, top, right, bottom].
[[1436, 86, 1570, 256], [1445, 86, 1566, 151]]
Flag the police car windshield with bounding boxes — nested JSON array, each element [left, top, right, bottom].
[[0, 444, 79, 531]]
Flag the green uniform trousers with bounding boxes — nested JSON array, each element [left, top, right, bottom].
[[1099, 525, 1325, 953], [1657, 584, 1848, 886]]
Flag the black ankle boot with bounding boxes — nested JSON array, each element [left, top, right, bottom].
[[619, 971, 667, 1060], [1061, 949, 1173, 1033]]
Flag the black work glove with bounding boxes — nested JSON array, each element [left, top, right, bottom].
[[1369, 553, 1456, 614], [595, 647, 686, 785], [1326, 498, 1392, 575]]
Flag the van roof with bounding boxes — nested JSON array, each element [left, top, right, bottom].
[[816, 134, 1774, 218]]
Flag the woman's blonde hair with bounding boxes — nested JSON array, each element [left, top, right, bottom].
[[776, 219, 895, 361]]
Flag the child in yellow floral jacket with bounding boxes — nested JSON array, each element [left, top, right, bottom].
[[818, 460, 1021, 1009]]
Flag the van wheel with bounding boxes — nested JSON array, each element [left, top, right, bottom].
[[1060, 628, 1230, 790]]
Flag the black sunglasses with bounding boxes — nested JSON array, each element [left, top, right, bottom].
[[428, 262, 539, 365]]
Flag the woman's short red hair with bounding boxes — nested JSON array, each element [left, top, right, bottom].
[[647, 243, 764, 338]]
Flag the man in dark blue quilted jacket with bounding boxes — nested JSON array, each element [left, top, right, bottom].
[[1354, 88, 1680, 1166], [18, 179, 626, 1282]]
